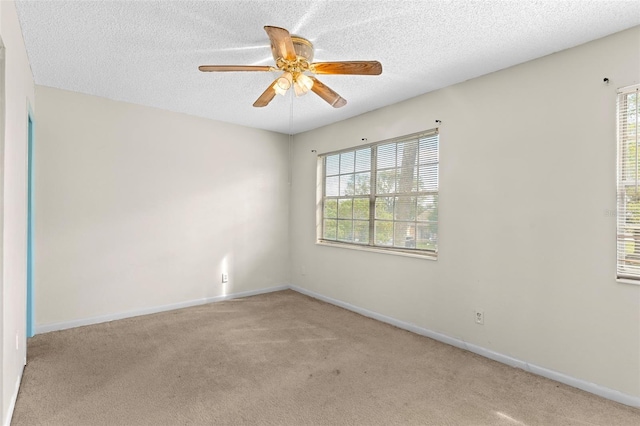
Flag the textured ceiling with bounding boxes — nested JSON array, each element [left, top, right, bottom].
[[15, 1, 640, 134]]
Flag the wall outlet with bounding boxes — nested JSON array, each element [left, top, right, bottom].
[[222, 273, 228, 283], [15, 331, 19, 350], [475, 310, 484, 325]]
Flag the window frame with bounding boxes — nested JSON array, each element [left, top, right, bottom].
[[616, 84, 640, 283], [317, 129, 439, 259]]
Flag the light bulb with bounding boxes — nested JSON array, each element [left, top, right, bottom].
[[273, 72, 293, 96], [274, 81, 287, 96], [297, 73, 314, 91], [292, 73, 314, 97], [293, 81, 307, 97]]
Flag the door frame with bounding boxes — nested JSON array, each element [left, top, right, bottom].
[[26, 108, 35, 338]]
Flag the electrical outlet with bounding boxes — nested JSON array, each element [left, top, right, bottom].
[[15, 332, 19, 350], [475, 310, 484, 325], [222, 273, 228, 283]]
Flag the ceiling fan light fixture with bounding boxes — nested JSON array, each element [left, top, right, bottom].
[[293, 81, 308, 97], [273, 81, 287, 96], [296, 73, 314, 90], [274, 72, 293, 96], [293, 73, 315, 97]]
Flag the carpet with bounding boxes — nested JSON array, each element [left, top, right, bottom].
[[12, 290, 640, 425]]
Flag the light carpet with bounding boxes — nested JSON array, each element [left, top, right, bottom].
[[12, 290, 640, 425]]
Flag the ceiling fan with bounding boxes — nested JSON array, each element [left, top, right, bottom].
[[199, 26, 382, 108]]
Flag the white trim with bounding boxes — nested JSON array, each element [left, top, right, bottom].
[[35, 285, 288, 334], [616, 277, 640, 286], [289, 285, 640, 409], [316, 240, 437, 260], [617, 83, 640, 94], [4, 363, 24, 426]]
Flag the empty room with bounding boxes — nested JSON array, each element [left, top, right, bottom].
[[1, 0, 640, 424]]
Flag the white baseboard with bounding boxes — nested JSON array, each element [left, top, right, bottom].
[[4, 363, 24, 426], [289, 285, 640, 409], [35, 285, 289, 334]]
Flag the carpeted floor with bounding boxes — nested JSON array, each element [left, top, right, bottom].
[[12, 290, 640, 425]]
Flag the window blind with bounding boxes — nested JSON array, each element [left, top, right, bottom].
[[320, 129, 439, 257], [617, 85, 640, 280]]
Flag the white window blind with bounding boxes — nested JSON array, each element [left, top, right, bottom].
[[320, 130, 439, 257], [617, 85, 640, 280]]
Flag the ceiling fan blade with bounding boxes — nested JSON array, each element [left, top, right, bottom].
[[253, 79, 280, 107], [264, 26, 297, 61], [199, 65, 273, 72], [312, 61, 382, 75], [309, 77, 347, 108]]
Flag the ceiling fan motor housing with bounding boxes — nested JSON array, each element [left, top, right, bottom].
[[271, 35, 314, 63], [290, 36, 314, 62], [272, 36, 315, 74]]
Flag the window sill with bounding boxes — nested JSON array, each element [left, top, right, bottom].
[[316, 240, 437, 260], [616, 278, 640, 286]]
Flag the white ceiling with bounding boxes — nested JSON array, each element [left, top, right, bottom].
[[15, 1, 640, 134]]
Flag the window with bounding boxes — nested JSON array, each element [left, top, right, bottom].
[[617, 85, 640, 280], [319, 129, 439, 257]]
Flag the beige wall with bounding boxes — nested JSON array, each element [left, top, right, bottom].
[[0, 1, 35, 424], [290, 27, 640, 399], [34, 87, 290, 327]]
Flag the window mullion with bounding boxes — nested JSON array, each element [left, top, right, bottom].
[[636, 91, 639, 193], [321, 157, 327, 240], [369, 146, 377, 246]]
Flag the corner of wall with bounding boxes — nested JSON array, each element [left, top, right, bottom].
[[1, 0, 36, 423]]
